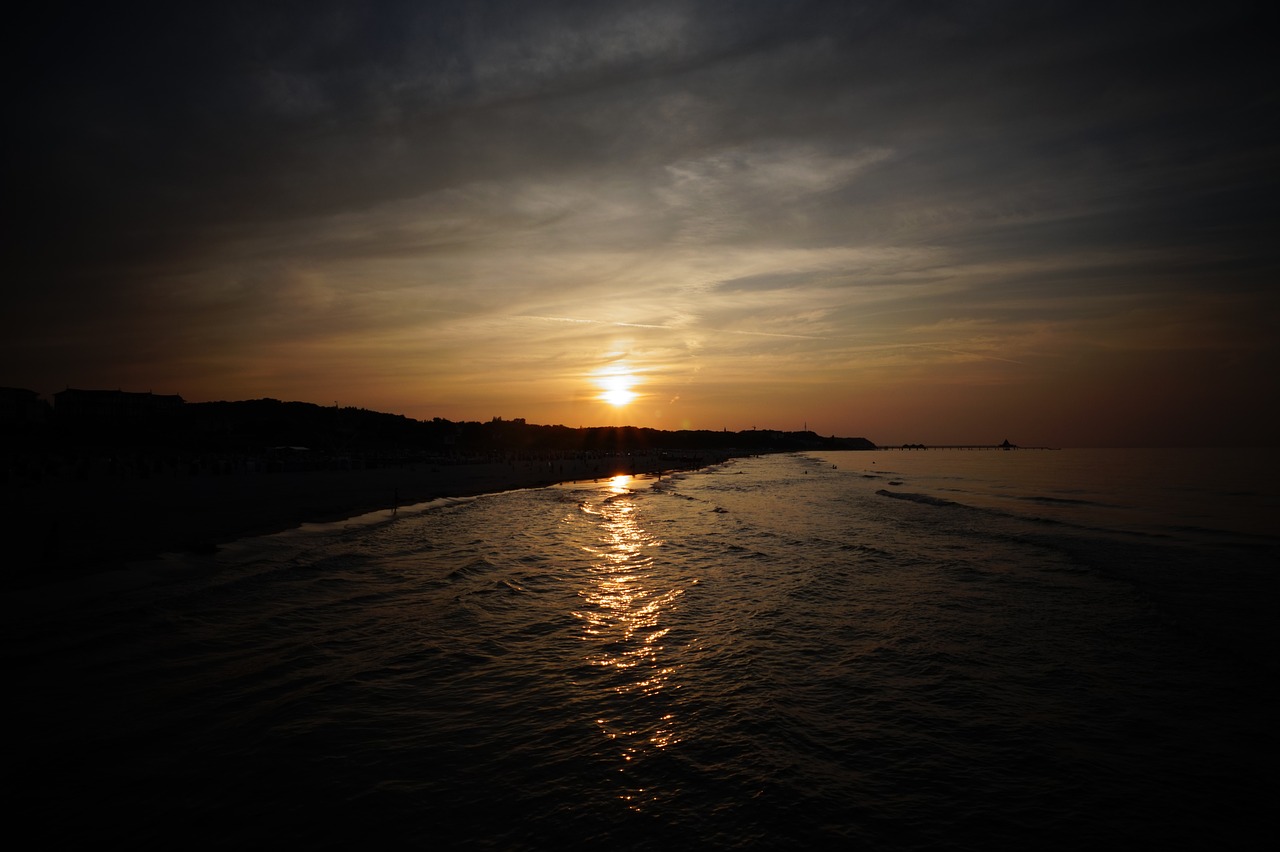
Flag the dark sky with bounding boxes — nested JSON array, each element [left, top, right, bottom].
[[5, 1, 1276, 446]]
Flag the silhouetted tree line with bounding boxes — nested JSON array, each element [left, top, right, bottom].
[[472, 417, 875, 456], [2, 396, 875, 483]]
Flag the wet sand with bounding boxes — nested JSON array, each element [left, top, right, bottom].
[[2, 453, 721, 590]]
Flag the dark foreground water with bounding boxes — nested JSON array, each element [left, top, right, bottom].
[[6, 449, 1277, 849]]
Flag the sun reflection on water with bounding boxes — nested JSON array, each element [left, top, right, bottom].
[[571, 475, 683, 805]]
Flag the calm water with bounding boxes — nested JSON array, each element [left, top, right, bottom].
[[6, 449, 1277, 849]]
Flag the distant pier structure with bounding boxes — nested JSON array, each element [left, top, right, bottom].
[[890, 439, 1056, 450]]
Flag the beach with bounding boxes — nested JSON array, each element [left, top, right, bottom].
[[2, 451, 719, 590]]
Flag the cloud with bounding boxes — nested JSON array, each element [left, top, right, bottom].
[[3, 1, 1275, 444]]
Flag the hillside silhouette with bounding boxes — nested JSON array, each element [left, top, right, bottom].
[[4, 391, 875, 480]]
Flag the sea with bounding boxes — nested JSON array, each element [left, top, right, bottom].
[[6, 448, 1277, 850]]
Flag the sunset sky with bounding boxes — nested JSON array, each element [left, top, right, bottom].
[[5, 1, 1275, 447]]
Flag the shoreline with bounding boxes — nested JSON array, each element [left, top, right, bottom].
[[2, 451, 734, 591]]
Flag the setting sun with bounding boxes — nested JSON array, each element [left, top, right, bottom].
[[598, 372, 638, 407]]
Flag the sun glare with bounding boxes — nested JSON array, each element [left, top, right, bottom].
[[598, 372, 637, 407]]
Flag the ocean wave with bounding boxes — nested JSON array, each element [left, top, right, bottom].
[[875, 489, 956, 507], [1017, 494, 1111, 507]]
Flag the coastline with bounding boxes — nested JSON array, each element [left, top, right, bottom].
[[1, 451, 730, 591]]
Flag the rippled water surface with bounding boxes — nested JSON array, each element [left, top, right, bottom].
[[7, 451, 1276, 849]]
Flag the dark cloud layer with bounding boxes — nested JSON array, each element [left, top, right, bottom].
[[4, 1, 1276, 444]]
